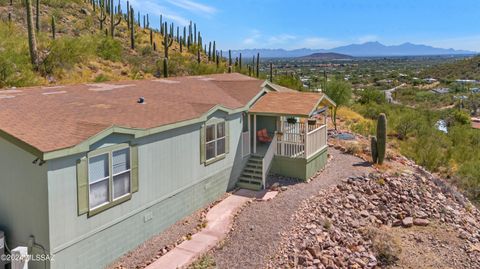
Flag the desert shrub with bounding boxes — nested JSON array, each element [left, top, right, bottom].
[[190, 255, 216, 269], [357, 87, 386, 104], [0, 22, 38, 87], [275, 75, 303, 91], [365, 227, 401, 266], [96, 38, 123, 61], [40, 35, 96, 75]]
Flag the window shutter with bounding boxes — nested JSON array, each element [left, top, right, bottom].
[[225, 120, 230, 154], [200, 124, 206, 164], [131, 145, 139, 193], [77, 157, 89, 216]]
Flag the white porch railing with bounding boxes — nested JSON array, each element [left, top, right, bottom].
[[262, 133, 277, 189], [306, 125, 327, 158], [241, 131, 250, 158], [275, 123, 327, 159]]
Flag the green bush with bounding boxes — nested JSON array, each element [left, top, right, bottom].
[[40, 36, 96, 75], [96, 38, 123, 61], [0, 23, 38, 87]]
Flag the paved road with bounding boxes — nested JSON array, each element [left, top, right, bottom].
[[384, 83, 405, 104]]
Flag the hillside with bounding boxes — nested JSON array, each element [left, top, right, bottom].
[[0, 0, 227, 88], [300, 52, 353, 60], [421, 55, 480, 80]]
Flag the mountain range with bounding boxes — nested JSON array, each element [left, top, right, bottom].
[[231, 42, 477, 58]]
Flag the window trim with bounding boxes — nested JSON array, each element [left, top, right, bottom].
[[87, 143, 132, 217], [204, 120, 227, 165]]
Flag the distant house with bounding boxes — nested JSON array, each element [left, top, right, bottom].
[[423, 78, 438, 84], [472, 118, 480, 129], [430, 88, 450, 94], [0, 74, 335, 269], [456, 79, 477, 84], [471, 87, 480, 93]]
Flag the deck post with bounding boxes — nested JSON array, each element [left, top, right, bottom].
[[304, 119, 309, 158], [253, 114, 257, 154], [248, 113, 251, 153]]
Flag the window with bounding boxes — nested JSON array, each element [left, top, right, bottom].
[[88, 147, 131, 210], [205, 122, 226, 161]]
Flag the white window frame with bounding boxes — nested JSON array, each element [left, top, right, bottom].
[[205, 121, 226, 162], [87, 145, 132, 211]]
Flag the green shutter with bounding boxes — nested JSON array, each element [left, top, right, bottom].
[[225, 121, 230, 154], [131, 145, 139, 193], [200, 124, 206, 164], [77, 157, 89, 216]]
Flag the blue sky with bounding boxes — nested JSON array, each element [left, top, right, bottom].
[[129, 0, 480, 51]]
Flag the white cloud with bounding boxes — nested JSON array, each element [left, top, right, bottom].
[[166, 0, 217, 15], [267, 34, 296, 45], [242, 29, 262, 46], [129, 0, 189, 25], [419, 35, 480, 52], [357, 35, 379, 43], [298, 37, 345, 49]]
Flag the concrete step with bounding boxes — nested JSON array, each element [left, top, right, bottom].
[[236, 181, 262, 191], [241, 171, 262, 178]]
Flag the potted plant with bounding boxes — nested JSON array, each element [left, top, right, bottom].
[[287, 117, 297, 124]]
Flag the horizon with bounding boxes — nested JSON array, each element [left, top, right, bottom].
[[128, 0, 480, 52]]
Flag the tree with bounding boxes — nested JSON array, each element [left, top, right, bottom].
[[323, 80, 352, 130]]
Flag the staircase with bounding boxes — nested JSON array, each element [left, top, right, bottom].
[[236, 155, 264, 190]]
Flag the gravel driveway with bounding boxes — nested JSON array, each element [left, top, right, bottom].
[[210, 148, 373, 268]]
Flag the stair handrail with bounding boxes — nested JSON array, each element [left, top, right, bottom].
[[262, 132, 278, 189]]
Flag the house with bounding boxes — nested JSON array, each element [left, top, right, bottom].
[[423, 78, 438, 84], [0, 73, 335, 269], [430, 87, 450, 94]]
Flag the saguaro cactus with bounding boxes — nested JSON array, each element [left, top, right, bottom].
[[376, 113, 387, 164], [51, 15, 56, 39], [25, 0, 39, 69], [163, 58, 168, 78], [239, 53, 242, 70], [129, 7, 135, 49], [98, 7, 107, 30], [228, 50, 232, 73], [256, 53, 260, 78], [370, 137, 378, 164], [370, 113, 387, 164], [269, 62, 273, 82], [35, 0, 40, 32], [163, 29, 173, 58], [109, 0, 121, 38]]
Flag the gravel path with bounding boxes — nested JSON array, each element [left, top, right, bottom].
[[210, 148, 373, 268]]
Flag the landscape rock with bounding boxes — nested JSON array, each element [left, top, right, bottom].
[[413, 218, 430, 226], [268, 168, 480, 269], [402, 217, 414, 228]]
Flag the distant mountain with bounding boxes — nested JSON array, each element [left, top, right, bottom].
[[330, 42, 476, 57], [231, 48, 328, 58], [232, 42, 477, 58], [300, 52, 354, 60]]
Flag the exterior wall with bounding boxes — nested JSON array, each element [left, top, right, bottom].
[[270, 147, 328, 180], [46, 111, 247, 269], [255, 115, 277, 135], [0, 137, 49, 269]]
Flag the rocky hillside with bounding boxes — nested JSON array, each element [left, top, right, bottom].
[[0, 0, 227, 88], [421, 55, 480, 81], [269, 149, 480, 268]]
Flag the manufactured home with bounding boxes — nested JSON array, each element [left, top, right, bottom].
[[0, 73, 334, 269]]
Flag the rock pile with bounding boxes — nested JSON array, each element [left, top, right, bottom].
[[269, 169, 480, 268]]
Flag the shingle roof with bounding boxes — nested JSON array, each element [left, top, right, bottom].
[[249, 92, 324, 117], [0, 73, 264, 153]]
